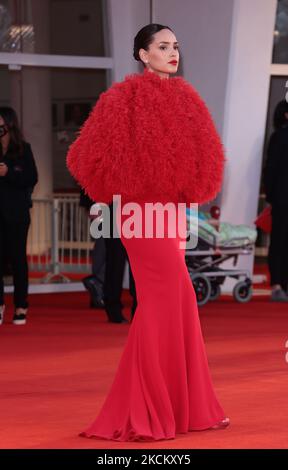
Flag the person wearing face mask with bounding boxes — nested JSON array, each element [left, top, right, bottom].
[[0, 107, 38, 326], [67, 24, 228, 441], [264, 100, 288, 301]]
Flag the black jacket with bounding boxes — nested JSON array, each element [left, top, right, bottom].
[[0, 142, 38, 223], [264, 126, 288, 206]]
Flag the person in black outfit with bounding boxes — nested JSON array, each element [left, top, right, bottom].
[[264, 100, 288, 302], [79, 189, 137, 322], [0, 107, 38, 325]]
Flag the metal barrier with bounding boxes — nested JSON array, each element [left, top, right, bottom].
[[28, 195, 94, 282]]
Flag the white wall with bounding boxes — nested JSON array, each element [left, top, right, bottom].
[[153, 0, 234, 135]]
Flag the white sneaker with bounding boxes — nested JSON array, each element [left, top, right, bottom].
[[13, 310, 27, 325], [0, 305, 5, 325]]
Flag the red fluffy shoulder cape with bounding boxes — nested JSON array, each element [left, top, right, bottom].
[[66, 68, 225, 204]]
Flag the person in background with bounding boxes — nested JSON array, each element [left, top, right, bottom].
[[103, 201, 137, 324], [0, 107, 38, 325], [80, 189, 137, 322], [264, 100, 288, 302]]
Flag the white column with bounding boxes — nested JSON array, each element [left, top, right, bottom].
[[221, 0, 277, 226], [218, 0, 276, 289], [22, 0, 52, 257], [22, 68, 52, 199], [153, 0, 234, 135], [22, 0, 52, 199]]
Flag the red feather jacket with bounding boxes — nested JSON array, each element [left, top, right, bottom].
[[66, 68, 225, 204]]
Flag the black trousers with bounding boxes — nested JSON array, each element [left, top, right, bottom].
[[0, 214, 30, 308], [104, 204, 137, 321], [91, 236, 106, 284], [268, 204, 288, 289]]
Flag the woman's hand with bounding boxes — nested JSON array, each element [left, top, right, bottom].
[[208, 218, 220, 231], [0, 163, 8, 177]]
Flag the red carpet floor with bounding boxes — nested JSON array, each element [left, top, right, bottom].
[[0, 290, 287, 449]]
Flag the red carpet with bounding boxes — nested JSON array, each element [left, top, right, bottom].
[[0, 290, 287, 449]]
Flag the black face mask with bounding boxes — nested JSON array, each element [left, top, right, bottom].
[[0, 125, 8, 138]]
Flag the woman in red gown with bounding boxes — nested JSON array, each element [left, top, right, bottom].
[[67, 24, 229, 441]]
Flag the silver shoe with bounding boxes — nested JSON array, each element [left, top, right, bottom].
[[209, 417, 230, 430]]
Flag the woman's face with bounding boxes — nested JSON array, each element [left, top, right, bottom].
[[0, 115, 9, 140], [139, 29, 180, 79]]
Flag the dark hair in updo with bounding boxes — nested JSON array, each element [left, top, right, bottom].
[[133, 23, 174, 63]]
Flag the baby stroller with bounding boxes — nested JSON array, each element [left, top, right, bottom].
[[185, 208, 257, 306]]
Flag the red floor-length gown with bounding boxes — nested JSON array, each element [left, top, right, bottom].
[[80, 202, 225, 441]]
